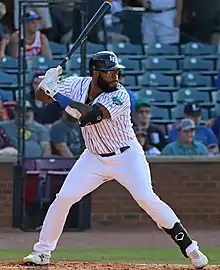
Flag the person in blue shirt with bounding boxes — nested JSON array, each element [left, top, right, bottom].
[[168, 102, 219, 154], [118, 69, 136, 122], [208, 116, 220, 148], [162, 118, 208, 156]]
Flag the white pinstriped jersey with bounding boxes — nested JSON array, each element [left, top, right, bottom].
[[57, 76, 136, 154]]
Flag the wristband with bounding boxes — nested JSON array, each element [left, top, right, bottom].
[[54, 93, 72, 109]]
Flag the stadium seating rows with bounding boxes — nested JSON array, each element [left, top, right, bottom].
[[0, 41, 219, 127]]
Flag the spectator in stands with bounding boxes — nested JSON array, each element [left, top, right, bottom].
[[50, 111, 84, 157], [13, 0, 52, 32], [0, 98, 11, 121], [26, 70, 62, 127], [180, 0, 220, 45], [0, 101, 51, 157], [118, 69, 136, 121], [168, 102, 219, 154], [104, 0, 124, 35], [139, 0, 182, 45], [134, 98, 167, 151], [9, 11, 52, 58], [0, 24, 11, 61], [97, 0, 130, 44], [49, 3, 74, 44], [162, 118, 208, 155], [205, 115, 220, 149], [0, 126, 17, 156], [134, 126, 161, 155]]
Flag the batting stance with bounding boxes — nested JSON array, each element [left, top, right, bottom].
[[23, 51, 208, 268]]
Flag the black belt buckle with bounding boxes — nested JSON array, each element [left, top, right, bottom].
[[99, 146, 130, 157]]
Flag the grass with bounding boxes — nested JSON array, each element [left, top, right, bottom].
[[0, 247, 219, 265]]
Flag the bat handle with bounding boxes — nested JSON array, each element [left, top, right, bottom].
[[59, 56, 70, 69]]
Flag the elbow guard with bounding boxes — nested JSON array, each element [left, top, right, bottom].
[[80, 104, 103, 127]]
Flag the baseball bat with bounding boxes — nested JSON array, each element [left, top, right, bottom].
[[58, 1, 112, 69]]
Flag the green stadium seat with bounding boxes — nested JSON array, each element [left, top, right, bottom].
[[135, 88, 174, 107], [67, 42, 105, 56], [67, 43, 104, 56], [180, 72, 212, 87], [138, 72, 174, 87], [0, 72, 17, 86], [0, 89, 14, 101], [87, 42, 105, 54], [66, 56, 82, 70], [28, 56, 62, 70], [182, 56, 215, 71], [213, 90, 220, 103], [214, 104, 220, 116], [49, 42, 68, 56], [66, 55, 89, 71], [123, 75, 136, 86], [118, 57, 140, 71], [171, 104, 184, 119], [173, 88, 211, 104], [151, 106, 169, 119], [0, 56, 18, 72], [111, 43, 143, 55], [145, 43, 179, 56], [181, 42, 217, 56], [145, 56, 178, 70], [145, 56, 180, 75]]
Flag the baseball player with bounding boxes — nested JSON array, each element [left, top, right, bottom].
[[23, 51, 208, 269]]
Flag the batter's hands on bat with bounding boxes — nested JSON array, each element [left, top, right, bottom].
[[39, 66, 62, 81], [38, 66, 62, 99]]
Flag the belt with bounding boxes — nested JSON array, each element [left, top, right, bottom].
[[99, 146, 130, 157], [145, 6, 176, 13]]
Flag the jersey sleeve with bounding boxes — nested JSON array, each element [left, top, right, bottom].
[[57, 76, 91, 102], [98, 90, 130, 120], [57, 76, 79, 100]]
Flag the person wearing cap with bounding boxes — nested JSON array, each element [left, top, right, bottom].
[[168, 102, 219, 154], [9, 11, 52, 58], [0, 100, 51, 158], [162, 118, 208, 155], [134, 126, 161, 155], [134, 98, 167, 151], [118, 69, 136, 121]]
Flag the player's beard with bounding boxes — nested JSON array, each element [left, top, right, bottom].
[[97, 74, 117, 93]]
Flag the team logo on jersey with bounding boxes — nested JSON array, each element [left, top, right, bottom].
[[112, 96, 123, 105]]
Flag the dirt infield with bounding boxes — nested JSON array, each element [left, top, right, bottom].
[[0, 261, 219, 270]]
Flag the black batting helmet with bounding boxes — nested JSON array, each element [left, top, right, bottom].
[[89, 51, 125, 72]]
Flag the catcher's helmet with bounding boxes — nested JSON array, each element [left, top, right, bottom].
[[89, 51, 125, 72]]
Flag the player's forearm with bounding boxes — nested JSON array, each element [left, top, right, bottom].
[[55, 92, 92, 120]]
